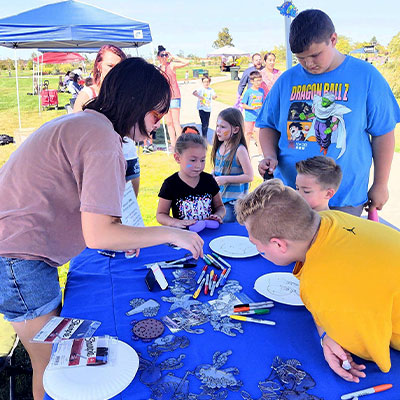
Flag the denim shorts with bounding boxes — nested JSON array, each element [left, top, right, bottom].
[[0, 257, 62, 322], [170, 98, 181, 109]]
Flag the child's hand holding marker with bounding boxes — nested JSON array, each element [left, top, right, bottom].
[[321, 334, 366, 383]]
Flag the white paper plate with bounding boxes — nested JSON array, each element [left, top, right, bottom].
[[254, 272, 304, 306], [44, 340, 139, 400], [209, 235, 259, 258]]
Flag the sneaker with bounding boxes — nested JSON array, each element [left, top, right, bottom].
[[143, 145, 153, 154]]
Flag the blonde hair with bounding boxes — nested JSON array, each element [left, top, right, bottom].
[[296, 156, 342, 190], [236, 179, 318, 243]]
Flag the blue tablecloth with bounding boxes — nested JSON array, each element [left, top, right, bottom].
[[45, 223, 399, 399]]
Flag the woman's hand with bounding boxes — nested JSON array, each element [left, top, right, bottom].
[[322, 335, 366, 383], [169, 228, 204, 259]]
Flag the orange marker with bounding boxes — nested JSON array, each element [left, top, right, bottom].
[[341, 384, 392, 400]]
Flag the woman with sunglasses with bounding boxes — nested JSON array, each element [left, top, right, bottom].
[[157, 45, 189, 150], [0, 58, 203, 400]]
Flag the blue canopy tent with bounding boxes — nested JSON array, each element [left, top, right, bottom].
[[0, 0, 153, 128]]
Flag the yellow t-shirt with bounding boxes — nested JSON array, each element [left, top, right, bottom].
[[293, 211, 400, 372]]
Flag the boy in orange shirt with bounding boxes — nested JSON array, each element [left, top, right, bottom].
[[236, 179, 400, 383]]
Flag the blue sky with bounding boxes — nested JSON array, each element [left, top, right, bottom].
[[0, 0, 398, 59]]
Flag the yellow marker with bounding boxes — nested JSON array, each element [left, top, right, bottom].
[[210, 269, 214, 280], [193, 277, 206, 299], [229, 315, 275, 326]]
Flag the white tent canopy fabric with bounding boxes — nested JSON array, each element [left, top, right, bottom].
[[207, 46, 251, 58]]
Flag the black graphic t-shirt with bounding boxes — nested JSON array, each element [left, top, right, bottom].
[[158, 172, 220, 220]]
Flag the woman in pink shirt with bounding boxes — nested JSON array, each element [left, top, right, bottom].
[[157, 45, 189, 150], [73, 44, 127, 112], [0, 58, 204, 400], [260, 52, 282, 99]]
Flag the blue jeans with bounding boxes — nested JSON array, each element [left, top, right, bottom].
[[0, 257, 61, 322], [223, 201, 237, 223]]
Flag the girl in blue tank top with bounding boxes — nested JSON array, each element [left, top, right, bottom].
[[211, 108, 254, 222]]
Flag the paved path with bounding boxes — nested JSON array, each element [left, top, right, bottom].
[[177, 75, 400, 228]]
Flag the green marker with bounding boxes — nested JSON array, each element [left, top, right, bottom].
[[234, 309, 270, 316]]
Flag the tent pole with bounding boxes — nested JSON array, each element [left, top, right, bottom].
[[150, 42, 156, 65], [37, 50, 41, 115], [14, 49, 21, 129]]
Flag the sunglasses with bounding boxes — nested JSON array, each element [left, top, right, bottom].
[[159, 53, 169, 58], [150, 110, 165, 122]]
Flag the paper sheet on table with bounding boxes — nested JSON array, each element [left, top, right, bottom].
[[121, 182, 144, 227]]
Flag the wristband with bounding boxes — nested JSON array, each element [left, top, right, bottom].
[[320, 331, 327, 347]]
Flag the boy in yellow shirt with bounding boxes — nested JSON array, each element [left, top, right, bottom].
[[295, 156, 342, 212], [236, 179, 400, 383]]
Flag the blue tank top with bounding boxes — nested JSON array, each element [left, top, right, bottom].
[[214, 144, 249, 203]]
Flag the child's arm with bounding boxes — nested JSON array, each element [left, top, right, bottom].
[[316, 324, 366, 383], [192, 90, 202, 99], [241, 103, 255, 110], [208, 193, 225, 223], [156, 197, 197, 228], [214, 146, 254, 186]]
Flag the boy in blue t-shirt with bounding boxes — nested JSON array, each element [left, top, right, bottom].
[[241, 71, 264, 151], [256, 9, 400, 216]]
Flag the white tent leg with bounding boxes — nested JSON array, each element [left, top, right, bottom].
[[161, 117, 169, 155], [14, 49, 21, 129], [150, 42, 156, 65]]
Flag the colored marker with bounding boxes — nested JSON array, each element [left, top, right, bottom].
[[168, 253, 193, 265], [216, 268, 227, 288], [234, 302, 274, 310], [206, 254, 224, 270], [209, 269, 215, 281], [193, 278, 206, 299], [202, 255, 212, 266], [204, 273, 210, 295], [211, 252, 232, 269], [235, 304, 274, 312], [234, 301, 274, 308], [209, 273, 218, 296], [220, 267, 231, 285], [341, 384, 392, 400], [197, 265, 208, 284], [204, 254, 223, 270], [229, 315, 275, 326], [234, 309, 270, 316]]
